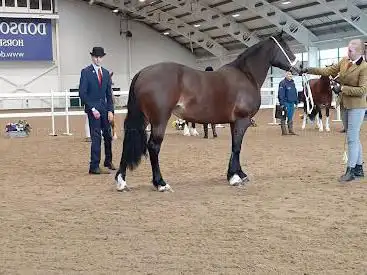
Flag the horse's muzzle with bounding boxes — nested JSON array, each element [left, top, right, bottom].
[[289, 65, 301, 76]]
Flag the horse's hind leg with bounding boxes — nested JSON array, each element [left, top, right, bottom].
[[148, 121, 172, 192], [325, 107, 330, 132], [227, 117, 251, 186]]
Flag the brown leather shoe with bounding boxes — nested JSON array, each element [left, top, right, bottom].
[[89, 167, 110, 174]]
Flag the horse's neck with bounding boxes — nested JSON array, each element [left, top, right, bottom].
[[233, 44, 272, 88]]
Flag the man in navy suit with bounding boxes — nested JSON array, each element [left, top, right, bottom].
[[79, 46, 116, 174]]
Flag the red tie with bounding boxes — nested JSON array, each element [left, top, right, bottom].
[[98, 68, 102, 87]]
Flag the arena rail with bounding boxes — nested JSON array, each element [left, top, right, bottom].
[[266, 87, 342, 125], [2, 87, 335, 135], [0, 90, 128, 136]]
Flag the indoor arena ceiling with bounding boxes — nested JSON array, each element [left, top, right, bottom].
[[84, 0, 367, 58]]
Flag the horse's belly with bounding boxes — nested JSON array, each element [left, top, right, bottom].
[[173, 97, 231, 123]]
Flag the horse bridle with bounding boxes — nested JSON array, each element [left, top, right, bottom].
[[270, 36, 298, 67]]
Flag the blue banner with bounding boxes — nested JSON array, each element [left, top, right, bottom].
[[0, 17, 53, 61]]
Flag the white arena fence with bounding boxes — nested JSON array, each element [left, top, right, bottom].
[[0, 87, 341, 136], [0, 90, 129, 136]]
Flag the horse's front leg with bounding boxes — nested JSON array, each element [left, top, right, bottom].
[[325, 107, 330, 132], [227, 117, 251, 186], [318, 109, 324, 132]]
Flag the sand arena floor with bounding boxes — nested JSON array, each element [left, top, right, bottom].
[[0, 108, 366, 274]]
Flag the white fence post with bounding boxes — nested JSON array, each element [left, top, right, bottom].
[[333, 105, 342, 122], [268, 89, 278, 125], [62, 89, 73, 136], [49, 89, 57, 136]]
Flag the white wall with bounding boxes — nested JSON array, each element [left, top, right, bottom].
[[0, 0, 197, 109]]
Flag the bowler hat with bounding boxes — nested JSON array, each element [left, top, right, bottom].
[[90, 47, 106, 57], [205, 66, 214, 71]]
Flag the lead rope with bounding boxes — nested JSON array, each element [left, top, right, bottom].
[[301, 73, 315, 114]]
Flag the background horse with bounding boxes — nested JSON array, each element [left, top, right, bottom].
[[300, 74, 332, 132], [115, 31, 300, 192]]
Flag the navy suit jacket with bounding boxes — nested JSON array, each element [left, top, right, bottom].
[[79, 64, 114, 113]]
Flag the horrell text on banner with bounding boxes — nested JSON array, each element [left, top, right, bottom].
[[0, 18, 53, 61]]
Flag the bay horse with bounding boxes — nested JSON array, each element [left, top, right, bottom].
[[115, 31, 300, 192], [300, 73, 333, 132]]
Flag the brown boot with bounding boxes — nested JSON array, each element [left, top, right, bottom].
[[281, 120, 288, 135], [288, 121, 297, 135]]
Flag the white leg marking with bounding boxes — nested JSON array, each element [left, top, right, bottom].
[[302, 115, 307, 129], [326, 117, 330, 132], [318, 118, 324, 132], [229, 174, 242, 186], [116, 173, 129, 192], [190, 128, 199, 136], [183, 124, 191, 136], [157, 184, 174, 192]]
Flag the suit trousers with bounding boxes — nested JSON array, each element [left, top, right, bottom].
[[343, 108, 366, 167], [87, 110, 113, 170]]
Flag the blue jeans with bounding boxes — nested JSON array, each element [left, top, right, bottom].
[[284, 102, 296, 122], [343, 108, 366, 167]]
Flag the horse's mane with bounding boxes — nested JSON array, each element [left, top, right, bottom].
[[228, 40, 268, 69]]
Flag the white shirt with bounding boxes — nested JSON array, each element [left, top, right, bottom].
[[92, 63, 102, 75]]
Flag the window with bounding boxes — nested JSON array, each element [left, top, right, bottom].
[[5, 0, 15, 7], [17, 0, 28, 7], [42, 0, 51, 10], [339, 47, 348, 58], [30, 0, 40, 9], [319, 48, 338, 60]]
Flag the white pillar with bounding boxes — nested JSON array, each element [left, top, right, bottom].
[[307, 46, 319, 68]]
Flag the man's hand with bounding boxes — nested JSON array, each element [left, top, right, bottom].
[[92, 109, 100, 119], [108, 111, 114, 122]]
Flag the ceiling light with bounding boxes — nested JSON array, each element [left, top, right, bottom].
[[194, 24, 200, 27], [232, 14, 240, 17], [139, 0, 146, 2], [112, 8, 119, 13], [282, 1, 291, 4], [163, 32, 169, 35]]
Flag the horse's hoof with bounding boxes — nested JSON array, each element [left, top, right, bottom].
[[116, 174, 130, 192], [229, 174, 242, 186], [326, 128, 330, 132], [157, 184, 174, 192]]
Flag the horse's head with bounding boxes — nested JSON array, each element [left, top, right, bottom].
[[269, 31, 300, 75]]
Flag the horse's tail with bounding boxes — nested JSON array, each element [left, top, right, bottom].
[[121, 71, 147, 171]]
